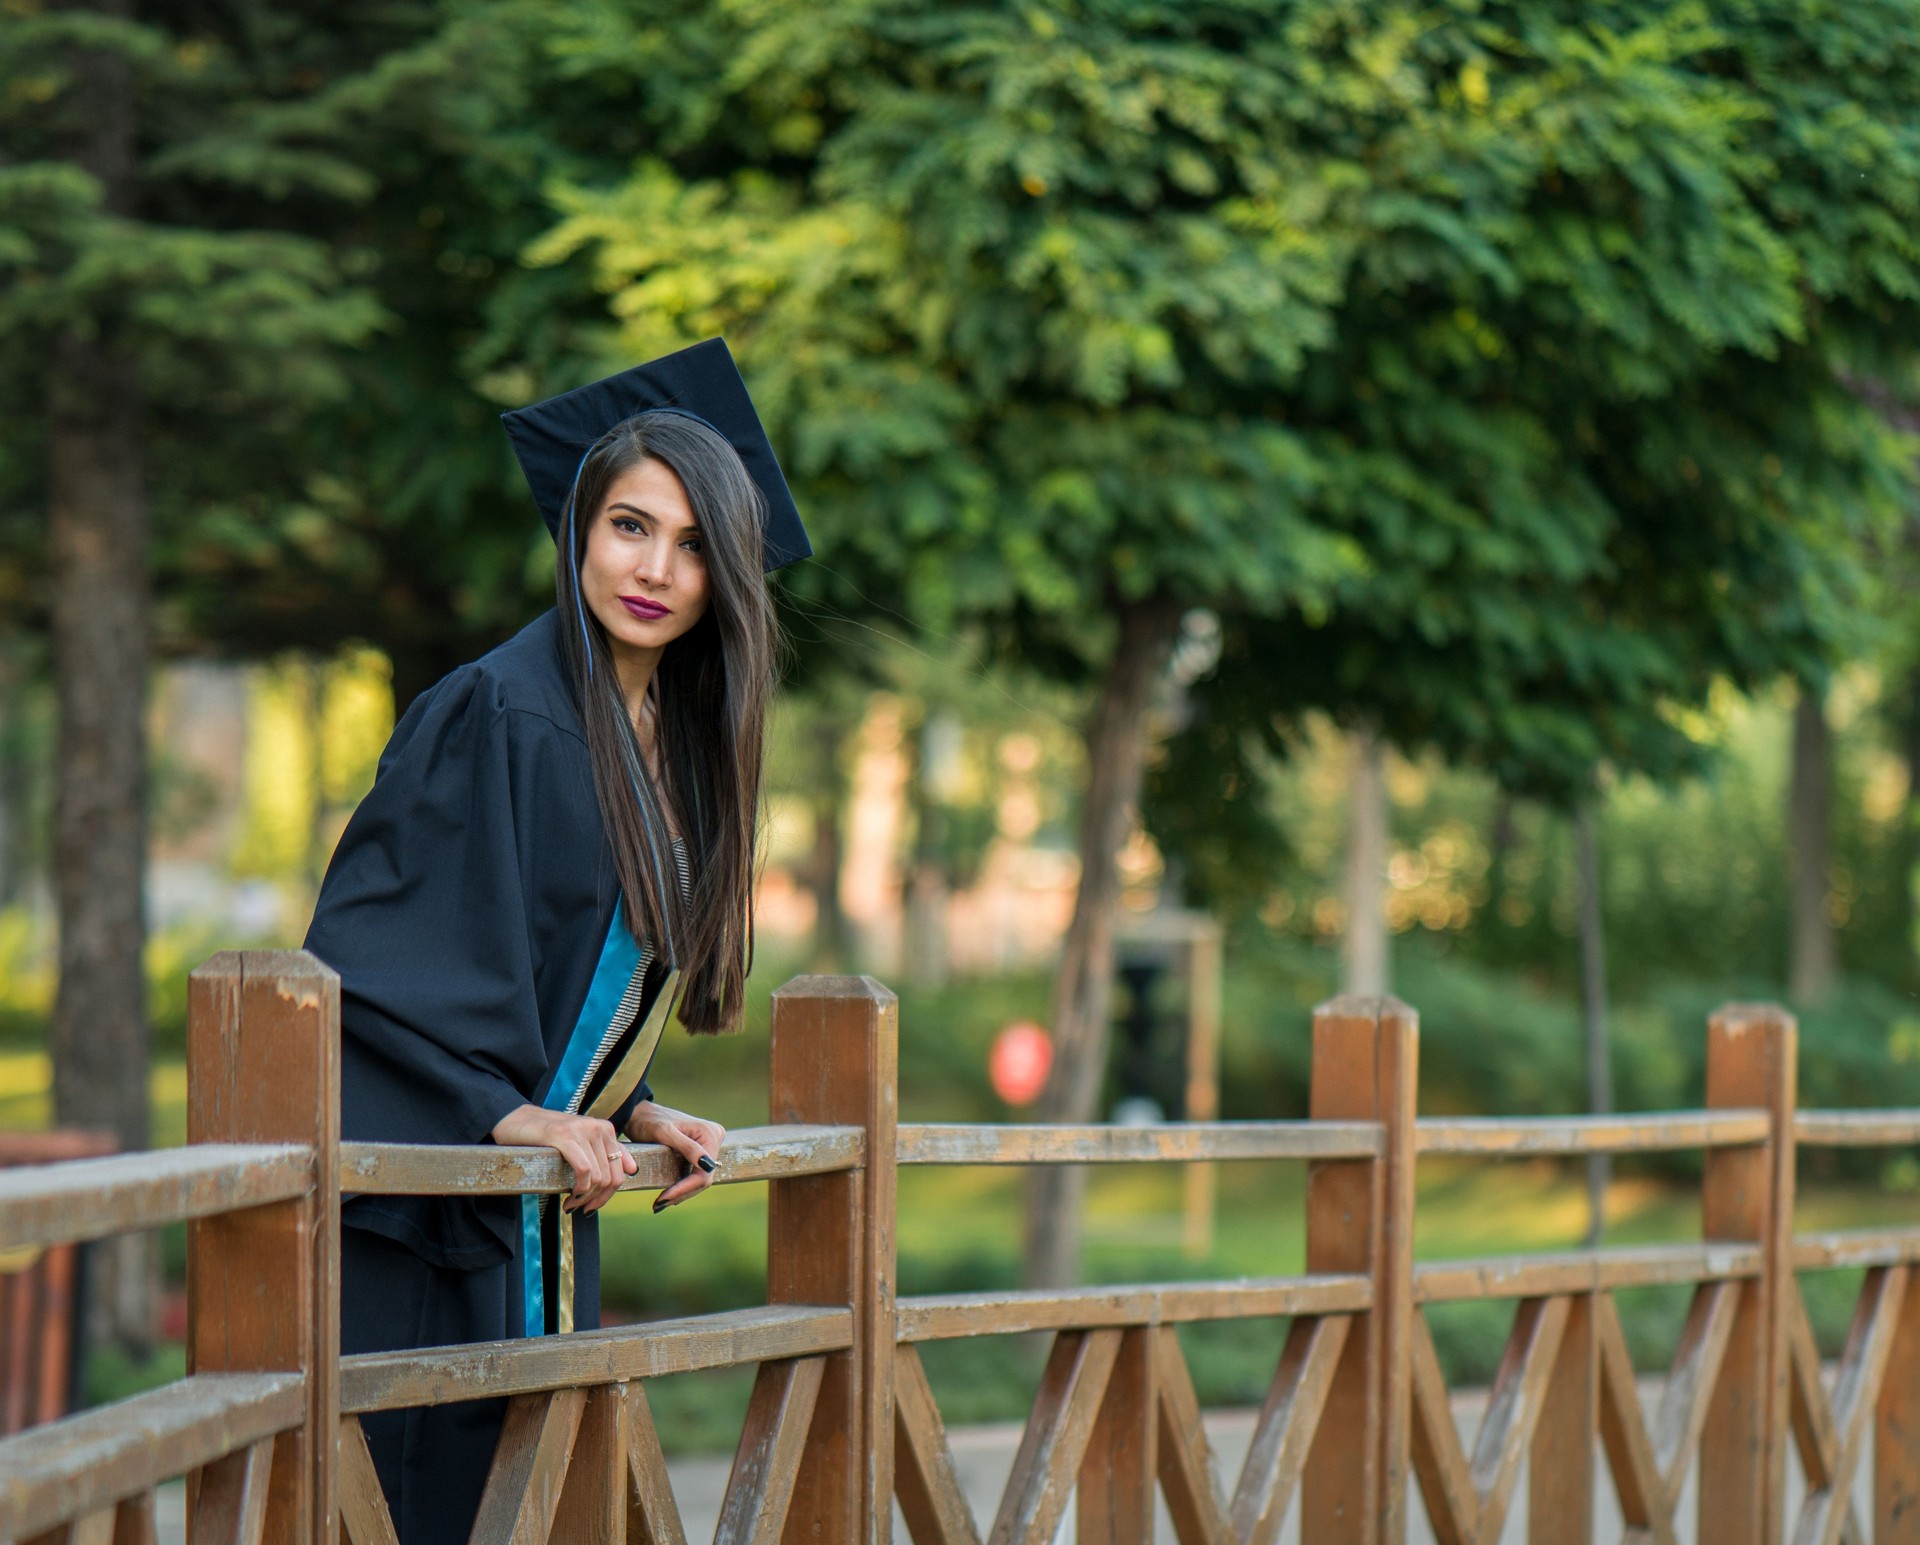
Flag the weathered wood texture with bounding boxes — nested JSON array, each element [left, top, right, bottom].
[[1414, 1110, 1767, 1156], [1231, 1313, 1351, 1545], [467, 1389, 584, 1545], [893, 1344, 981, 1545], [1876, 1255, 1920, 1543], [766, 976, 898, 1545], [895, 1121, 1380, 1165], [1412, 1242, 1761, 1304], [989, 1329, 1121, 1545], [1527, 1293, 1594, 1545], [1078, 1327, 1156, 1545], [335, 1418, 399, 1545], [1699, 1003, 1795, 1545], [188, 950, 340, 1545], [714, 1357, 827, 1545], [1302, 994, 1417, 1545], [0, 1373, 303, 1542], [1792, 1229, 1920, 1270], [1150, 1328, 1227, 1545], [0, 1145, 310, 1254], [1794, 1110, 1920, 1147], [622, 1381, 689, 1545], [0, 1130, 113, 1439], [895, 1273, 1370, 1342], [338, 1125, 862, 1197], [340, 1305, 851, 1413]]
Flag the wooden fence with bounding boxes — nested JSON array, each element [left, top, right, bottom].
[[0, 953, 1917, 1545]]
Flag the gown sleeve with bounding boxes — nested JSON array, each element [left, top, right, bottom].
[[305, 664, 553, 1268]]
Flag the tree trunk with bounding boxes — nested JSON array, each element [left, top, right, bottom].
[[1023, 597, 1182, 1289], [1575, 800, 1611, 1247], [904, 710, 960, 988], [806, 713, 852, 971], [0, 641, 40, 909], [1341, 727, 1390, 996], [49, 0, 155, 1353], [1788, 684, 1835, 1006]]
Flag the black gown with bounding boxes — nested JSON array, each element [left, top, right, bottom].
[[305, 609, 675, 1545]]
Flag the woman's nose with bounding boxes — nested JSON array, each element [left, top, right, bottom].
[[632, 539, 673, 586]]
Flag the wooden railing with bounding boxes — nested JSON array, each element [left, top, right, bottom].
[[0, 963, 1917, 1544]]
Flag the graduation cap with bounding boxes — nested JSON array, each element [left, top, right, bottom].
[[501, 337, 811, 571]]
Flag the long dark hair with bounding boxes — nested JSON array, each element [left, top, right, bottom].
[[555, 410, 777, 1034]]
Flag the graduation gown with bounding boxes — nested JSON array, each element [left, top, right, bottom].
[[305, 609, 678, 1545]]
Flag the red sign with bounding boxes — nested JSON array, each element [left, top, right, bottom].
[[990, 1021, 1052, 1107]]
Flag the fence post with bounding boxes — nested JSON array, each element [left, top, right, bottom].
[[1302, 994, 1418, 1545], [1701, 1002, 1796, 1545], [186, 949, 340, 1545], [767, 975, 899, 1545]]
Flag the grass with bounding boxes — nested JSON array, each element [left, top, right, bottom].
[[32, 1052, 1920, 1449]]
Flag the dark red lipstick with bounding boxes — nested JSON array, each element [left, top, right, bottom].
[[619, 596, 671, 621]]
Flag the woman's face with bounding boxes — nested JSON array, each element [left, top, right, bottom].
[[581, 455, 712, 661]]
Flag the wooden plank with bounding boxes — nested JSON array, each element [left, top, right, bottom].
[[892, 1344, 981, 1545], [111, 1491, 159, 1545], [1793, 1266, 1909, 1545], [1150, 1328, 1227, 1545], [1877, 1250, 1920, 1543], [621, 1382, 688, 1545], [187, 950, 340, 1545], [766, 976, 898, 1545], [1791, 1229, 1920, 1270], [1413, 1243, 1761, 1305], [467, 1389, 586, 1545], [1302, 994, 1417, 1545], [552, 1384, 625, 1545], [0, 1146, 312, 1254], [1529, 1293, 1595, 1545], [1793, 1110, 1920, 1147], [714, 1357, 828, 1545], [1466, 1295, 1570, 1543], [987, 1329, 1122, 1545], [25, 1507, 119, 1545], [1651, 1280, 1741, 1489], [188, 1436, 274, 1545], [895, 1274, 1372, 1342], [1230, 1314, 1352, 1545], [1079, 1327, 1156, 1545], [1787, 1278, 1840, 1485], [0, 1373, 303, 1541], [894, 1121, 1381, 1165], [1594, 1295, 1676, 1545], [1415, 1110, 1768, 1157], [1699, 1003, 1795, 1545], [336, 1416, 400, 1545], [1407, 1311, 1477, 1545], [338, 1124, 864, 1196], [341, 1304, 851, 1412]]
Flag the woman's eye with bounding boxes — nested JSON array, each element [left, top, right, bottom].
[[613, 517, 642, 535], [681, 538, 704, 554]]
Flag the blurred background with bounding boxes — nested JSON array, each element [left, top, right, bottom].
[[5, 0, 1920, 1442]]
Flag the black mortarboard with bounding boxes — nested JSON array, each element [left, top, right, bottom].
[[500, 337, 811, 571]]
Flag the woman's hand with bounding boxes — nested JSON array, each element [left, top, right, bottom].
[[489, 1104, 637, 1215], [627, 1101, 726, 1211]]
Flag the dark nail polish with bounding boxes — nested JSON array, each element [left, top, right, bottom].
[[696, 1155, 717, 1173], [652, 1196, 668, 1214]]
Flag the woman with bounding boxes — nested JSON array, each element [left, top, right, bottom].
[[305, 339, 809, 1544]]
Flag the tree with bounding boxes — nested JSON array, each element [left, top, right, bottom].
[[2, 0, 386, 1343], [515, 0, 1920, 1283], [515, 0, 1372, 1284]]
